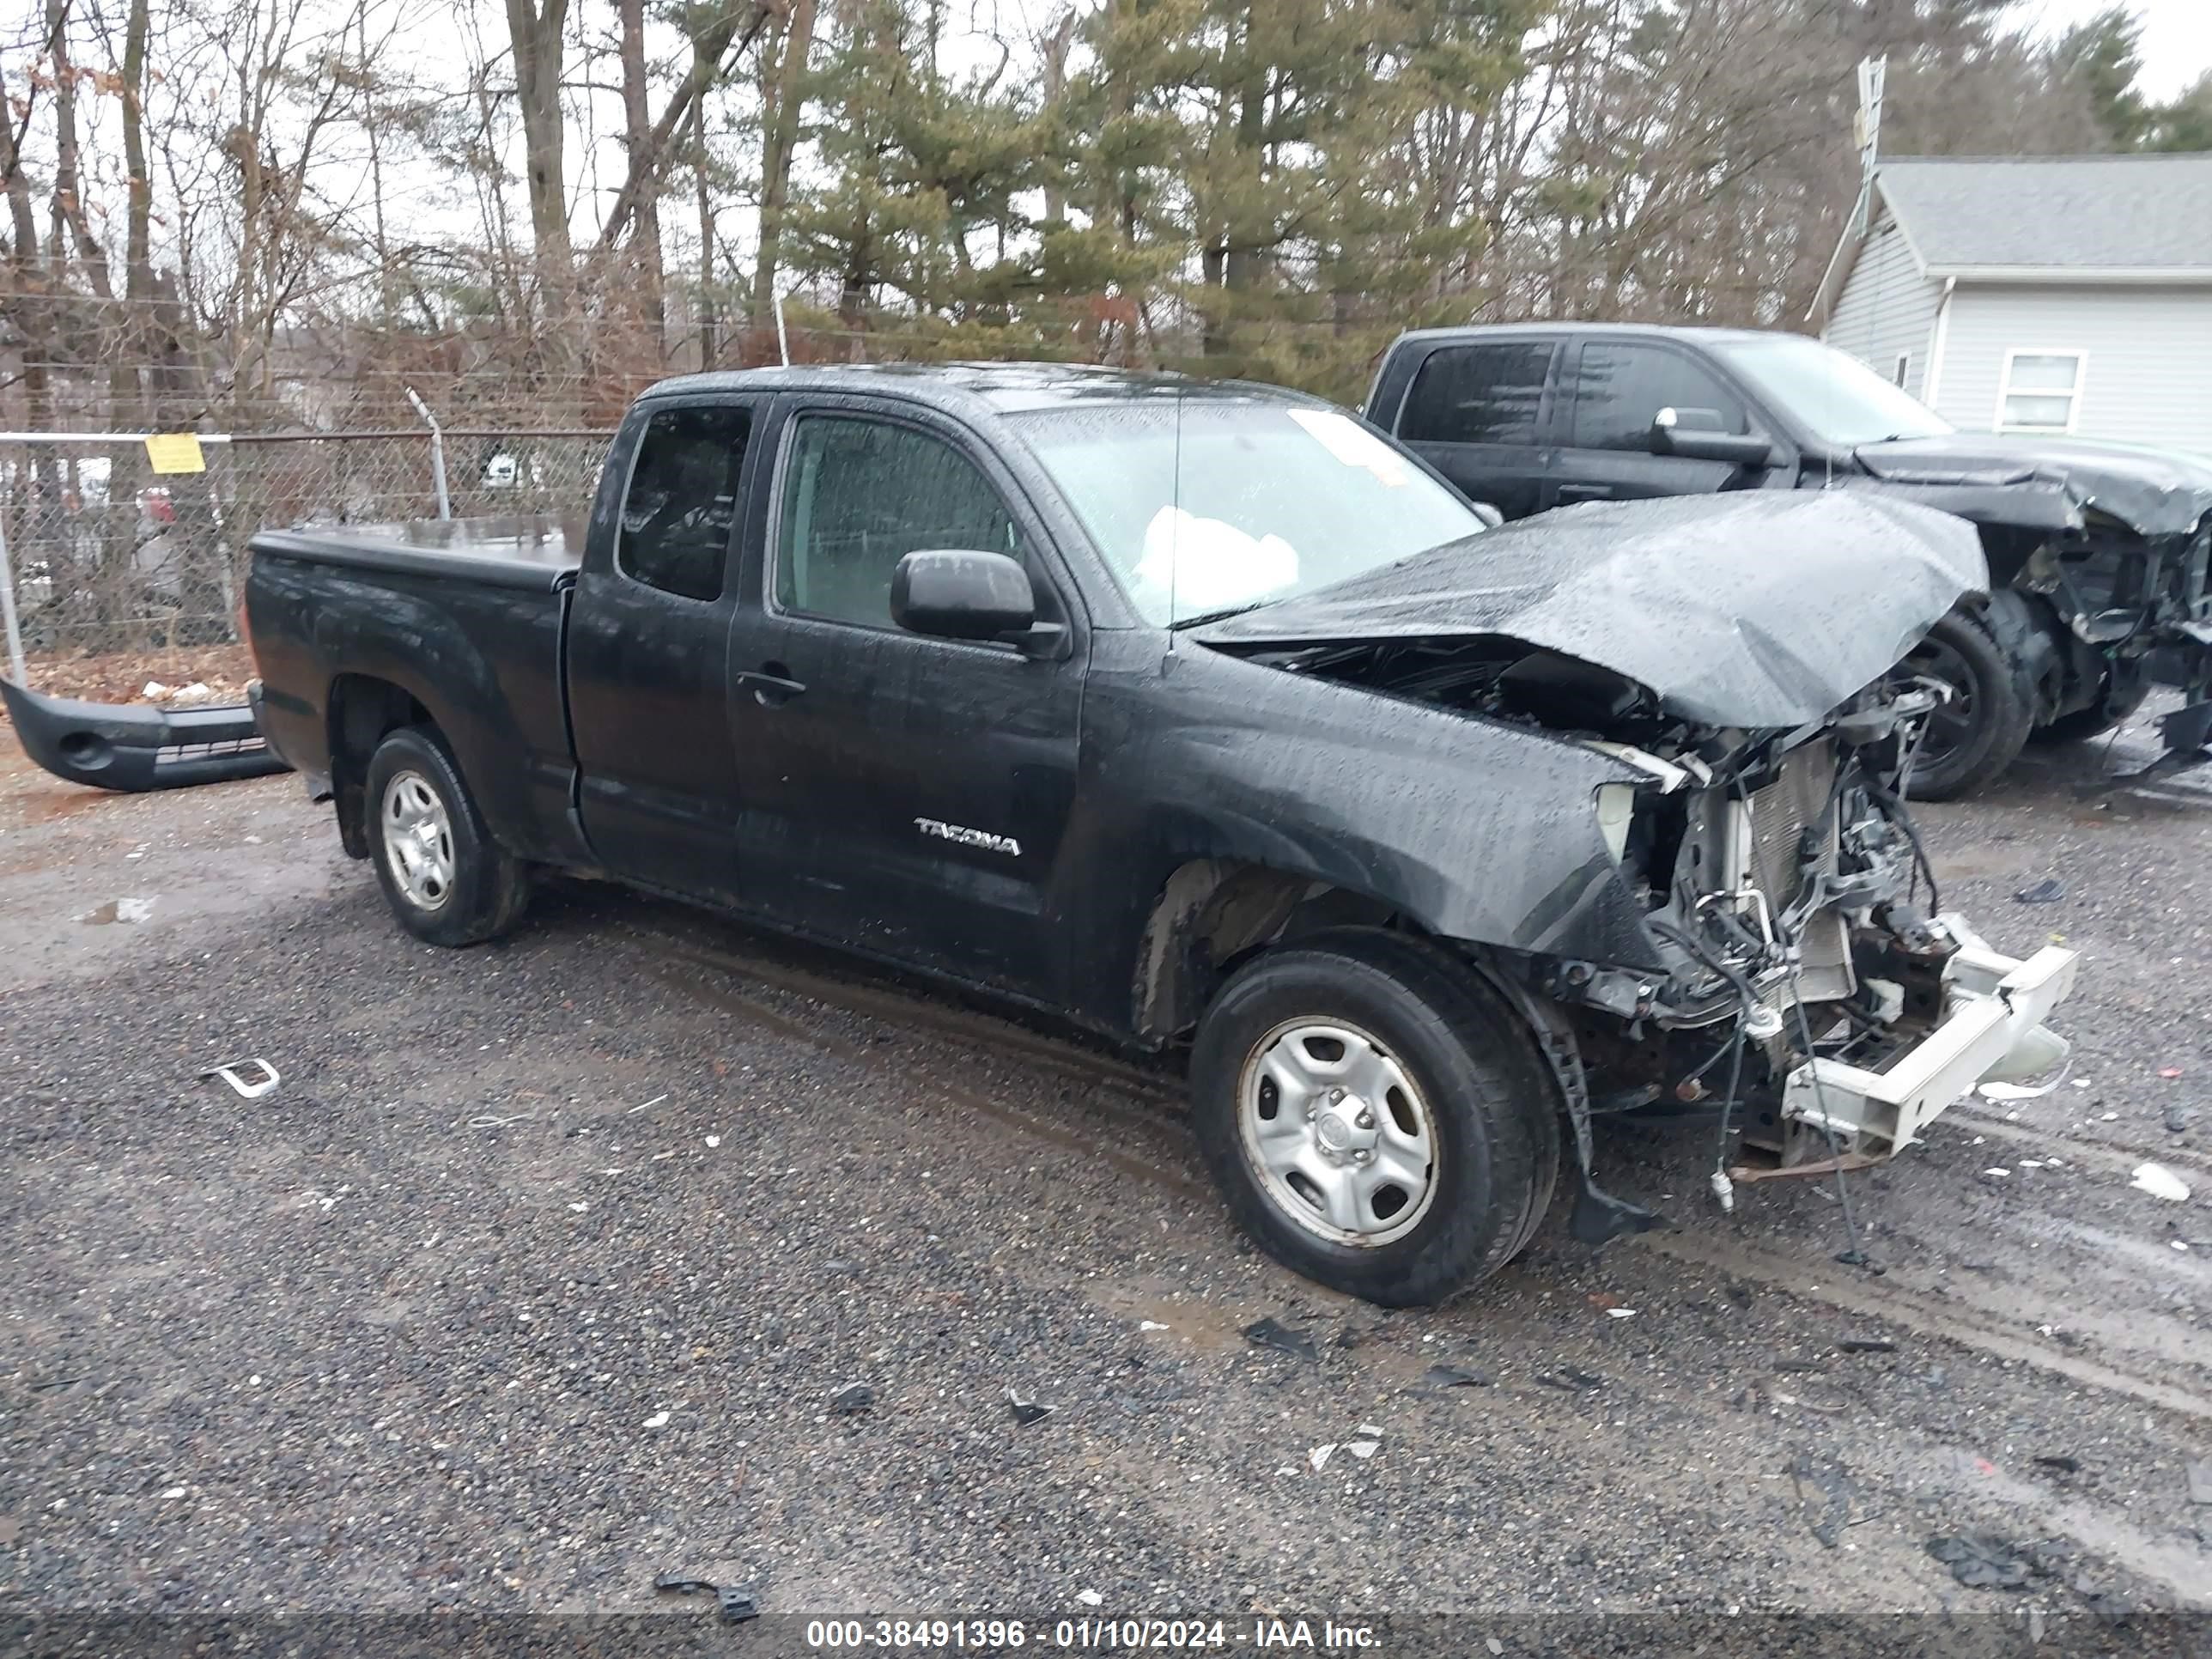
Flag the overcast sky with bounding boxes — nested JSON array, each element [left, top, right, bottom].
[[2020, 0, 2212, 99]]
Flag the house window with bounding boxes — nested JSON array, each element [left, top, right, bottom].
[[1893, 352, 1910, 388], [1997, 350, 2084, 434]]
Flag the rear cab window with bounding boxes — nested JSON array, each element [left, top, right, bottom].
[[1397, 343, 1556, 445], [618, 404, 751, 600]]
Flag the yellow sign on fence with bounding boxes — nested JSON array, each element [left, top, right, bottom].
[[143, 433, 207, 475]]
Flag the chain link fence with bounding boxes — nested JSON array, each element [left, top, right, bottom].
[[0, 427, 613, 685]]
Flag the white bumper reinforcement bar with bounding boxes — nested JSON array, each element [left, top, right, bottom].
[[1781, 914, 2080, 1158]]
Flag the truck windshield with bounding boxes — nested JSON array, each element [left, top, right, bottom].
[[1010, 399, 1486, 626], [1711, 334, 1953, 448]]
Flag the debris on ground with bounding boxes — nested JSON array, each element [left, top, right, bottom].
[[641, 1411, 670, 1429], [1836, 1338, 1897, 1354], [653, 1570, 761, 1624], [1242, 1317, 1318, 1364], [1308, 1443, 1336, 1472], [80, 897, 155, 926], [2033, 1455, 2081, 1474], [1978, 1075, 2066, 1101], [1139, 1320, 1168, 1332], [1787, 1454, 1853, 1548], [1925, 1534, 2033, 1590], [198, 1057, 279, 1100], [2128, 1163, 2191, 1202], [1603, 1307, 1637, 1320], [1535, 1366, 1606, 1392], [1422, 1364, 1493, 1389], [2013, 878, 2065, 905], [2187, 1462, 2212, 1506], [2158, 1066, 2184, 1079], [1006, 1389, 1054, 1426], [1076, 1590, 1103, 1607], [2167, 1105, 2197, 1135], [830, 1383, 873, 1415]]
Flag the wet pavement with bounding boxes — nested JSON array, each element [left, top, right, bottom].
[[2, 706, 2208, 1648]]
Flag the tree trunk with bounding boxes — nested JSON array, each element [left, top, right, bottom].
[[616, 0, 665, 350], [503, 0, 578, 387], [750, 0, 818, 324]]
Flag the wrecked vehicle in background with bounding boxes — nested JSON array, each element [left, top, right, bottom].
[[1365, 325, 2212, 798], [240, 365, 2076, 1305]]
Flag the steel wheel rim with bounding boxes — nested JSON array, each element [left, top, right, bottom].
[[1237, 1018, 1438, 1247], [1902, 636, 1977, 770], [381, 769, 456, 912]]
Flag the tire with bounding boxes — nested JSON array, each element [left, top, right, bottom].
[[2028, 684, 2149, 746], [1898, 609, 2035, 801], [1188, 928, 1562, 1308], [362, 725, 530, 947]]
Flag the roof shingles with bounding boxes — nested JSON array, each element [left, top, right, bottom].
[[1877, 154, 2212, 272]]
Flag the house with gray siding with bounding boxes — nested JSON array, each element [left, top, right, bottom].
[[1809, 155, 2212, 455]]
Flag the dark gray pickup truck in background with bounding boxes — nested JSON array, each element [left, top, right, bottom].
[[1366, 325, 2212, 799]]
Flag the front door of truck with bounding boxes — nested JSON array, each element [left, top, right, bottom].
[[1547, 339, 1768, 507], [724, 398, 1085, 1000], [568, 395, 763, 901]]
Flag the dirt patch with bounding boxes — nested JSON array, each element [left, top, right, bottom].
[[3, 644, 255, 722]]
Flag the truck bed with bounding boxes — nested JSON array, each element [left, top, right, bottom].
[[249, 514, 584, 591]]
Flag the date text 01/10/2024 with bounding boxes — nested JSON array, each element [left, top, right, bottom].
[[801, 1618, 1383, 1650]]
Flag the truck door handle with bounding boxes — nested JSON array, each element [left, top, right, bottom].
[[735, 664, 807, 707], [1555, 482, 1614, 501]]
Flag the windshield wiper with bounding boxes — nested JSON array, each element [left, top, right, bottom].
[[1170, 600, 1273, 630]]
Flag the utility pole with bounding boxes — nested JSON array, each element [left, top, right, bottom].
[[1852, 55, 1887, 237]]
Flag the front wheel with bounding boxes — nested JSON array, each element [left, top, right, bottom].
[[1898, 609, 2035, 801], [363, 725, 530, 946], [1189, 929, 1561, 1308]]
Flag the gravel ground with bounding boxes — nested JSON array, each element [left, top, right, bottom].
[[2, 709, 2208, 1653]]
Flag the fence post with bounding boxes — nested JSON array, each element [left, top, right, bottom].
[[404, 386, 453, 520], [0, 506, 25, 685]]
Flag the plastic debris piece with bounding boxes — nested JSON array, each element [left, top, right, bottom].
[[1139, 1320, 1168, 1332], [2159, 1066, 2184, 1079], [1422, 1364, 1493, 1389], [198, 1057, 280, 1100], [1836, 1338, 1896, 1354], [2186, 1462, 2212, 1506], [830, 1383, 873, 1415], [1076, 1590, 1103, 1607], [1604, 1307, 1637, 1320], [2033, 1455, 2081, 1474], [1709, 1169, 1735, 1212], [2012, 878, 2064, 905], [641, 1411, 670, 1429], [1356, 1422, 1382, 1438], [1536, 1366, 1605, 1391], [142, 681, 169, 698], [717, 1587, 760, 1624], [1982, 1168, 2010, 1179], [703, 1135, 720, 1148], [1243, 1317, 1318, 1363], [172, 682, 215, 702], [1486, 1642, 1504, 1656], [1345, 1440, 1379, 1460], [1978, 1074, 2066, 1102], [1308, 1443, 1336, 1473], [654, 1571, 714, 1594], [1925, 1534, 2032, 1590], [2129, 1163, 2191, 1203], [1788, 1454, 1851, 1549], [1006, 1389, 1054, 1426], [567, 1201, 588, 1213]]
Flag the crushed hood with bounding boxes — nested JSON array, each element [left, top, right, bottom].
[[1854, 433, 2212, 539], [1191, 492, 1987, 731]]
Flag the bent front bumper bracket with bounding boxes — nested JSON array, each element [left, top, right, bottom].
[[1780, 916, 2079, 1158]]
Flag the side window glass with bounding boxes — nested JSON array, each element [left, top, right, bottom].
[[775, 416, 1021, 629], [1571, 344, 1747, 451], [618, 405, 750, 600], [1397, 343, 1553, 445]]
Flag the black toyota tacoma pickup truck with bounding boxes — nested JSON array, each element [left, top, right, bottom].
[[1366, 325, 2212, 798], [245, 363, 2076, 1305]]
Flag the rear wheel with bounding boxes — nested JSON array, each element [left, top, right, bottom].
[[364, 726, 530, 946], [1189, 929, 1560, 1307], [1898, 610, 2034, 801]]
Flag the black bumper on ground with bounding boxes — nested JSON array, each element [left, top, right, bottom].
[[0, 677, 293, 791]]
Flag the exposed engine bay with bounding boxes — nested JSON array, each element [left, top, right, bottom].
[[1251, 633, 2076, 1181]]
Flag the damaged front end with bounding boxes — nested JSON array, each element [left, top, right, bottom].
[[1194, 493, 2078, 1240], [1851, 437, 2212, 776]]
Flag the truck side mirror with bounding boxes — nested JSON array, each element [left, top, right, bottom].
[[891, 548, 1037, 642], [1650, 406, 1778, 469]]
